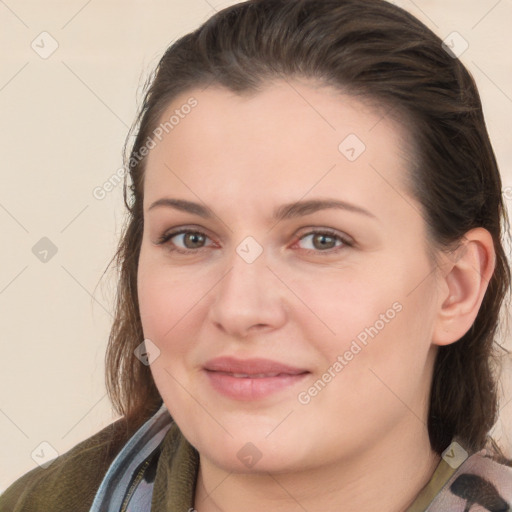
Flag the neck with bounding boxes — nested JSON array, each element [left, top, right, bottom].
[[194, 421, 441, 512]]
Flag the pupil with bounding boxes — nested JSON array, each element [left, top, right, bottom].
[[315, 234, 334, 249], [186, 233, 203, 248]]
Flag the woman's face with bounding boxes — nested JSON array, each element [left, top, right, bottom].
[[137, 79, 442, 473]]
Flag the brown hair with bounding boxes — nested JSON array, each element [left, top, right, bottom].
[[103, 0, 511, 457]]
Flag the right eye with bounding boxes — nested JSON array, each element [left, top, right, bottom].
[[155, 229, 215, 254]]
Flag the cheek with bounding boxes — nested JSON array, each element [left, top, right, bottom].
[[137, 262, 202, 405], [285, 266, 403, 348], [136, 258, 220, 396], [296, 261, 436, 387], [324, 282, 437, 417], [137, 257, 209, 341]]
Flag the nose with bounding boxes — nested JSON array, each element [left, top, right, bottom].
[[207, 245, 287, 339]]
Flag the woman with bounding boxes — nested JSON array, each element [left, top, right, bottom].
[[1, 0, 511, 510]]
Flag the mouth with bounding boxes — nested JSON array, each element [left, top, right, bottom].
[[203, 356, 310, 401], [213, 371, 299, 378]]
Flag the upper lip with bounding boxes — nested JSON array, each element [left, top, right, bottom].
[[203, 356, 309, 376]]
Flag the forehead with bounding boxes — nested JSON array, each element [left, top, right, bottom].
[[143, 79, 415, 213]]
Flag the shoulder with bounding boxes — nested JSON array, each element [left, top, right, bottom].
[[451, 450, 512, 494], [429, 450, 512, 511], [0, 416, 133, 512]]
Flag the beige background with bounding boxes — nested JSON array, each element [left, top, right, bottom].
[[1, 0, 511, 492]]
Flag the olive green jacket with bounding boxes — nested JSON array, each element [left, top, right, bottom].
[[0, 417, 199, 512]]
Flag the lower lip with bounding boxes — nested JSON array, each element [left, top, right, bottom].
[[204, 370, 309, 401]]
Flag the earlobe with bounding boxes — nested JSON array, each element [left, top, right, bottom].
[[432, 228, 495, 346]]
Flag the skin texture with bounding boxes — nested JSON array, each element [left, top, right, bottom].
[[137, 78, 495, 512]]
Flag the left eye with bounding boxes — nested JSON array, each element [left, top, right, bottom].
[[155, 229, 351, 254], [295, 231, 348, 252]]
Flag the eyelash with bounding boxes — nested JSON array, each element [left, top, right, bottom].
[[155, 227, 353, 255]]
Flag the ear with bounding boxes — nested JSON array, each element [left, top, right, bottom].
[[432, 227, 496, 346]]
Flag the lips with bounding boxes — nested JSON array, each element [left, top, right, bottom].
[[203, 356, 310, 400], [203, 356, 308, 376]]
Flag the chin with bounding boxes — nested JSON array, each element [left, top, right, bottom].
[[188, 427, 309, 474], [202, 444, 302, 474]]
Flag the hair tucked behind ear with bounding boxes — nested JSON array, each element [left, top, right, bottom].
[[102, 0, 511, 457]]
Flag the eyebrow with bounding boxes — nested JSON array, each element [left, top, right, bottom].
[[147, 197, 376, 221]]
